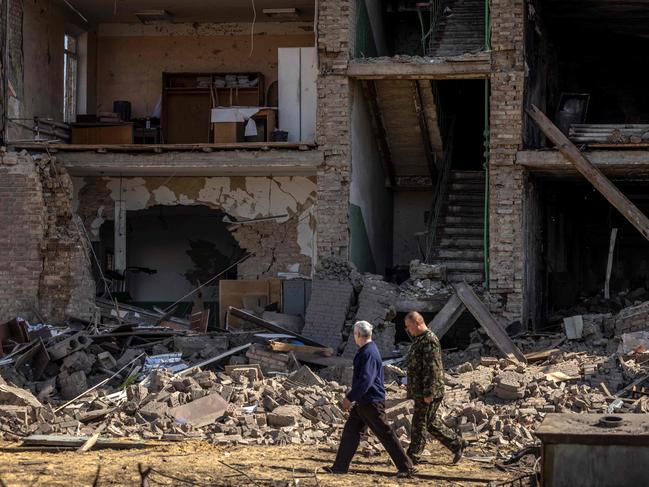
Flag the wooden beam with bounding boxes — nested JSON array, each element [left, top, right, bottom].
[[429, 294, 465, 339], [362, 80, 396, 187], [347, 56, 491, 80], [527, 105, 649, 242], [453, 283, 527, 364], [604, 228, 618, 299], [412, 81, 438, 182]]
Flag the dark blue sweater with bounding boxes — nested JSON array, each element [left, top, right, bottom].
[[346, 341, 385, 404]]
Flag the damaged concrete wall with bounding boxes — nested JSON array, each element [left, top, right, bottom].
[[22, 0, 65, 123], [96, 23, 314, 117], [350, 81, 392, 274], [316, 0, 355, 262], [73, 175, 317, 279], [0, 151, 95, 323], [393, 192, 431, 267], [488, 0, 527, 323]]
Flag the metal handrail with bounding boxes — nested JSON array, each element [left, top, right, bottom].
[[425, 118, 456, 262]]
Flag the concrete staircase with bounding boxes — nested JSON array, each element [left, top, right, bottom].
[[430, 170, 485, 283], [374, 80, 443, 179], [428, 0, 486, 58]]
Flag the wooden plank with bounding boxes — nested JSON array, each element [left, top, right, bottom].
[[77, 424, 107, 453], [228, 307, 327, 348], [347, 57, 492, 80], [604, 228, 618, 299], [268, 340, 333, 357], [527, 105, 649, 242], [22, 435, 149, 450], [453, 283, 527, 363], [524, 348, 560, 363], [428, 294, 465, 339]]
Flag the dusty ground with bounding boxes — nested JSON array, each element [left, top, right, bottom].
[[0, 440, 522, 486]]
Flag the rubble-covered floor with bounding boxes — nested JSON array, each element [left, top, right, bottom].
[[0, 440, 515, 486]]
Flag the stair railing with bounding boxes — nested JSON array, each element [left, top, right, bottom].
[[424, 118, 456, 263], [425, 0, 446, 56]]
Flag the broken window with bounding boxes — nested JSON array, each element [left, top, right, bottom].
[[63, 34, 78, 123]]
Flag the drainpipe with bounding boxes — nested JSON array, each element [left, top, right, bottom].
[[483, 79, 490, 289]]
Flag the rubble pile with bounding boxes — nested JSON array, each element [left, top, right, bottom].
[[0, 364, 356, 448]]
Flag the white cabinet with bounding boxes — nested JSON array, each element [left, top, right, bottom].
[[278, 47, 317, 142]]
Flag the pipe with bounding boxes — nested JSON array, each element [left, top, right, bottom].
[[483, 78, 490, 288], [484, 0, 490, 49]]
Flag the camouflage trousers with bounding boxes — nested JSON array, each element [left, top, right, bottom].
[[407, 397, 459, 460]]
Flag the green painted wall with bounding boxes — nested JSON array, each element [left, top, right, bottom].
[[349, 204, 376, 273]]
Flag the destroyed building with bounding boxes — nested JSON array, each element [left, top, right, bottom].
[[1, 1, 649, 484], [2, 0, 646, 332]]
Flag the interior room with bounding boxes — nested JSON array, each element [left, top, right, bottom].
[[527, 176, 649, 324], [12, 0, 317, 145], [525, 0, 649, 147], [96, 205, 242, 324]]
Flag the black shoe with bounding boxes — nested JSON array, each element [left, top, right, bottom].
[[322, 466, 346, 474], [451, 441, 467, 464], [396, 467, 418, 478]]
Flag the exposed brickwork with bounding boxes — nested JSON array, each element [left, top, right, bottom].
[[609, 301, 649, 336], [0, 152, 95, 323], [36, 157, 96, 321], [341, 276, 397, 358], [488, 0, 526, 322], [75, 176, 313, 281], [302, 278, 354, 349], [315, 0, 355, 261], [0, 151, 46, 322], [232, 217, 312, 279]]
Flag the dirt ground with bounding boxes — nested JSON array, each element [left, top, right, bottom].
[[0, 440, 522, 486]]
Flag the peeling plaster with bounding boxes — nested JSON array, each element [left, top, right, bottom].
[[76, 176, 317, 257]]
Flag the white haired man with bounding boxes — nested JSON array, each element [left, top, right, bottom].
[[324, 320, 415, 478]]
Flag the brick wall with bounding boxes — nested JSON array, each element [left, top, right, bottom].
[[232, 217, 313, 279], [315, 0, 354, 262], [487, 0, 527, 322], [0, 151, 95, 323], [0, 151, 46, 322], [37, 158, 96, 321]]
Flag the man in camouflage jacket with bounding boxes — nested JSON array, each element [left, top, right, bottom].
[[404, 311, 465, 464]]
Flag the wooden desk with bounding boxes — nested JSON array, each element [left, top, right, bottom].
[[71, 123, 134, 144], [210, 107, 277, 143]]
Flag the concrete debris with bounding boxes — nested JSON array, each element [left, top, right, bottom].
[[409, 260, 446, 280]]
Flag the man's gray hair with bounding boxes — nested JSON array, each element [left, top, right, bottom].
[[353, 320, 373, 338]]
